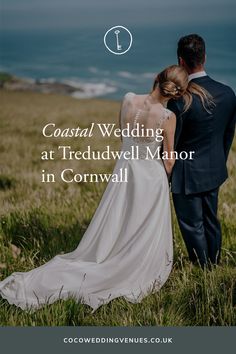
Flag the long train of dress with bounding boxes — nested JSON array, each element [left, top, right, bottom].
[[0, 94, 173, 312]]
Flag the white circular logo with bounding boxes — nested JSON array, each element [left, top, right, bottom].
[[104, 25, 133, 55]]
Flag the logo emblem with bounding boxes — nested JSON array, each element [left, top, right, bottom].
[[104, 26, 133, 55]]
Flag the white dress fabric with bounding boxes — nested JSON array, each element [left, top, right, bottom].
[[0, 92, 173, 312]]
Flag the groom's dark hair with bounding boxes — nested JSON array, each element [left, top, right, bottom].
[[177, 34, 205, 69]]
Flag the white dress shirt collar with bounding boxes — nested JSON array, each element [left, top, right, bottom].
[[188, 71, 207, 82]]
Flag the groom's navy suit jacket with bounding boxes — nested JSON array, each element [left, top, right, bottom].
[[168, 75, 236, 195]]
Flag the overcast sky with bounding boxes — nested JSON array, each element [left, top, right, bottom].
[[1, 0, 236, 30]]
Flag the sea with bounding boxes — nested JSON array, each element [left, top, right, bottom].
[[1, 23, 236, 100]]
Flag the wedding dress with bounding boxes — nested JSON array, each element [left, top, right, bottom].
[[0, 92, 173, 312]]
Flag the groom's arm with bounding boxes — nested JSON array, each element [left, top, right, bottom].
[[224, 101, 236, 161]]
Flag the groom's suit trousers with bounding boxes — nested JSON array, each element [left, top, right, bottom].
[[173, 188, 222, 267]]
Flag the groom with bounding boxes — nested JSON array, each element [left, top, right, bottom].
[[168, 34, 236, 267]]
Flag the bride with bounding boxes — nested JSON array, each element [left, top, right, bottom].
[[0, 65, 192, 312]]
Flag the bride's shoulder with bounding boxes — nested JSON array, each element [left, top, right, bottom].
[[163, 107, 176, 119], [161, 107, 176, 127], [123, 92, 136, 100]]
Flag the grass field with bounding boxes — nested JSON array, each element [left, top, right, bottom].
[[0, 90, 235, 326]]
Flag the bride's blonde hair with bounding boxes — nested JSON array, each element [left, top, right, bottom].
[[152, 65, 215, 112]]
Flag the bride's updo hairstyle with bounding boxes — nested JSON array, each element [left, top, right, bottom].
[[152, 64, 215, 112], [152, 65, 188, 99]]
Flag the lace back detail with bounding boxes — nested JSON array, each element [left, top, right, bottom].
[[133, 109, 142, 128], [132, 107, 155, 144]]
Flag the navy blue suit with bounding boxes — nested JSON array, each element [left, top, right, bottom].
[[168, 75, 236, 266]]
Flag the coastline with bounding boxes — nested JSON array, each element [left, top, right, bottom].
[[0, 72, 117, 100]]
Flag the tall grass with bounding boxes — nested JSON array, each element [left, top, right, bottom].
[[0, 91, 235, 326]]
